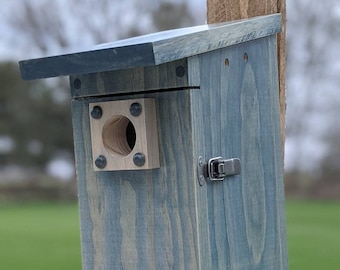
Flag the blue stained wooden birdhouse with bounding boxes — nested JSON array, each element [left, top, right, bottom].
[[20, 14, 287, 270]]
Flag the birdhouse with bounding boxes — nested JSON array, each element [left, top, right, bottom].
[[19, 14, 287, 270]]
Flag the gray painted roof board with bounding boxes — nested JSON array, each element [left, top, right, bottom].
[[19, 14, 281, 80]]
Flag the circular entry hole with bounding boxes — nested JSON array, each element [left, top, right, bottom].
[[102, 116, 136, 156]]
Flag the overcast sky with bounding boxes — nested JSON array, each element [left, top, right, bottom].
[[2, 0, 340, 175], [0, 0, 206, 61]]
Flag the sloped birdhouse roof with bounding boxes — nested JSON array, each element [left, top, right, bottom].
[[19, 14, 281, 80]]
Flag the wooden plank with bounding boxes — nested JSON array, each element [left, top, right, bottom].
[[190, 36, 287, 269], [72, 91, 200, 269], [207, 0, 278, 20], [20, 14, 281, 80], [277, 0, 287, 156], [20, 43, 154, 80], [70, 59, 193, 98], [152, 14, 280, 65], [207, 0, 287, 156]]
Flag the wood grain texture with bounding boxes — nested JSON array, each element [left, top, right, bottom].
[[207, 0, 286, 157], [207, 0, 278, 20], [20, 14, 281, 80], [72, 90, 200, 269], [190, 36, 287, 269], [72, 35, 287, 269], [89, 98, 159, 171], [70, 59, 192, 98]]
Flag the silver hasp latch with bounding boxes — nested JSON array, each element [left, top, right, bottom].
[[208, 157, 241, 181], [197, 156, 241, 185]]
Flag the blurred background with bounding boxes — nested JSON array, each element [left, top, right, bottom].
[[1, 0, 340, 269]]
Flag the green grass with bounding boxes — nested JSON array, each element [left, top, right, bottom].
[[1, 200, 340, 269], [286, 200, 340, 270], [0, 202, 81, 270]]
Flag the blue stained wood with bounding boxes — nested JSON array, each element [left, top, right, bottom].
[[70, 58, 193, 98], [19, 14, 287, 269], [19, 14, 281, 80], [71, 34, 287, 269], [72, 91, 199, 269], [190, 36, 287, 269]]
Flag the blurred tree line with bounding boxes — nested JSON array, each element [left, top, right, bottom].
[[0, 62, 76, 200], [285, 0, 340, 199], [2, 0, 340, 200], [0, 63, 73, 167], [0, 0, 202, 199]]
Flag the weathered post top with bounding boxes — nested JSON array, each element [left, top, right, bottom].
[[19, 14, 281, 80]]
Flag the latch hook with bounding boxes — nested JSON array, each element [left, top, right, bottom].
[[197, 156, 241, 185], [208, 157, 241, 181]]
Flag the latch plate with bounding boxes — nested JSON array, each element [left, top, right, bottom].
[[208, 157, 241, 181], [197, 156, 241, 185]]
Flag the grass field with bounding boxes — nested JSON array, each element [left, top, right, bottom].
[[0, 202, 81, 270], [0, 200, 340, 269], [286, 200, 340, 270]]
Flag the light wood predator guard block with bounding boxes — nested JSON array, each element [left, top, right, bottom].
[[89, 98, 160, 171]]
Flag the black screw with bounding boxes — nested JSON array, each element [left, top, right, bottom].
[[91, 106, 103, 119], [176, 66, 185, 77], [130, 102, 142, 117], [133, 153, 145, 167], [95, 155, 107, 169], [73, 78, 81, 89]]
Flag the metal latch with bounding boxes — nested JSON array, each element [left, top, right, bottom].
[[198, 156, 241, 185]]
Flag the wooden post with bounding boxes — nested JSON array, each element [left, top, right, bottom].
[[207, 0, 286, 156], [20, 15, 287, 269]]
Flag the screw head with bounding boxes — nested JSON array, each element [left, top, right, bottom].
[[133, 153, 145, 167], [95, 155, 107, 169], [176, 66, 185, 77], [91, 106, 103, 119], [73, 78, 81, 89], [198, 175, 205, 186], [197, 156, 206, 186], [198, 156, 204, 167], [130, 102, 142, 117]]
